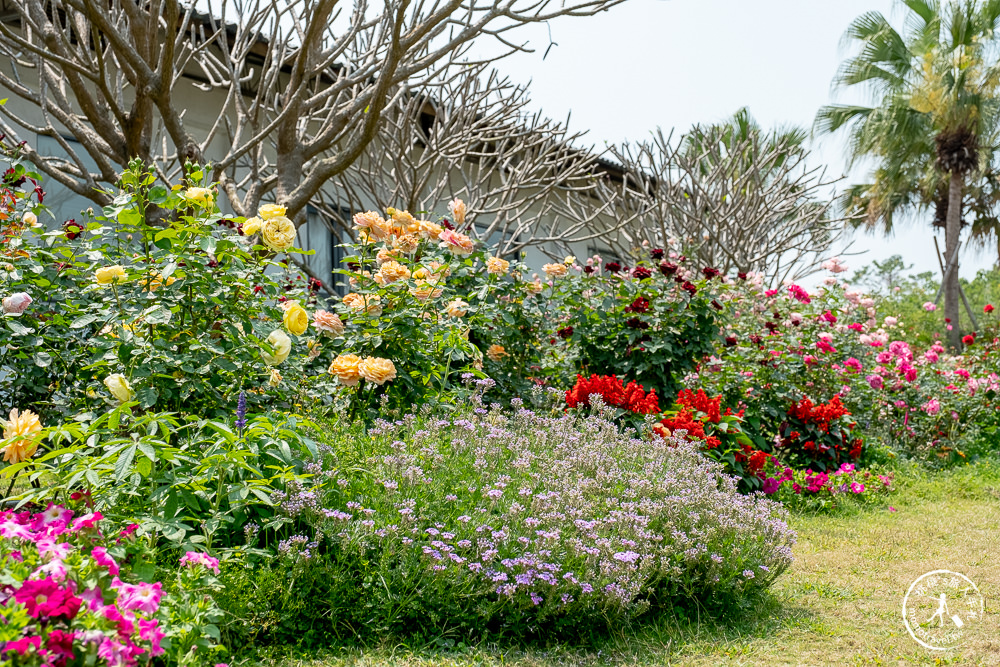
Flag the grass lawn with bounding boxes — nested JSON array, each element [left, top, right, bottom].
[[269, 462, 1000, 667]]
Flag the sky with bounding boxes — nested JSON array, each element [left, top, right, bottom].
[[465, 0, 999, 283]]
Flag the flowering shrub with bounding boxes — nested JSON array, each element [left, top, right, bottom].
[[543, 250, 724, 398], [0, 502, 226, 666], [688, 266, 1000, 465], [758, 459, 895, 511], [1, 158, 322, 419], [227, 395, 795, 642], [778, 395, 863, 471]]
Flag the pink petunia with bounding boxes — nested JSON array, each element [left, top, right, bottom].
[[91, 546, 120, 576], [116, 581, 162, 615], [179, 551, 221, 575]]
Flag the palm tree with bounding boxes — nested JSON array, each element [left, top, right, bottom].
[[816, 0, 1000, 348]]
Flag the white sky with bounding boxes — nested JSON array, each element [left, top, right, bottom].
[[467, 0, 998, 282]]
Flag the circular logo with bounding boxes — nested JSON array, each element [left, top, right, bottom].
[[902, 570, 984, 650]]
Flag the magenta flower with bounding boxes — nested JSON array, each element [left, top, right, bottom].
[[866, 375, 884, 390], [850, 482, 865, 494], [13, 578, 82, 619], [1, 636, 41, 658], [761, 478, 780, 495]]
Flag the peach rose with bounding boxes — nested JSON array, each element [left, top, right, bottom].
[[418, 220, 443, 240], [486, 344, 507, 362], [445, 299, 469, 318], [352, 210, 386, 230], [359, 357, 397, 385], [313, 310, 345, 336], [410, 281, 444, 301], [329, 354, 363, 386], [393, 233, 420, 253], [377, 260, 411, 284], [486, 256, 509, 276], [448, 198, 467, 225], [343, 292, 382, 316], [542, 263, 568, 278]]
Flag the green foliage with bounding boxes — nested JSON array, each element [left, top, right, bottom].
[[13, 407, 316, 550]]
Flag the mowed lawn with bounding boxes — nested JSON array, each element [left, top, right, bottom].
[[272, 463, 1000, 667]]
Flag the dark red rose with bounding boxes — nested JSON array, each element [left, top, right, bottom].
[[650, 248, 665, 260], [605, 261, 622, 274], [557, 326, 574, 340], [632, 266, 652, 280]]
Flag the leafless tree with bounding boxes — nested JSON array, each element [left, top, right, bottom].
[[606, 115, 855, 284], [0, 0, 627, 223], [314, 62, 629, 258]]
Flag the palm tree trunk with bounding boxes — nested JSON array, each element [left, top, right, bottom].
[[944, 170, 963, 350]]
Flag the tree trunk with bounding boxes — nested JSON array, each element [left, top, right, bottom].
[[944, 170, 963, 350]]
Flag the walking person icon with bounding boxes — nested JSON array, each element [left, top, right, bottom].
[[926, 593, 949, 627]]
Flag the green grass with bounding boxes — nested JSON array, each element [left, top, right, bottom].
[[253, 460, 1000, 667]]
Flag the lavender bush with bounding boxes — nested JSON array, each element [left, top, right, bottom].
[[249, 393, 796, 640]]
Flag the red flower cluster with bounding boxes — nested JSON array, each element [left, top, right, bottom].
[[565, 374, 660, 414], [787, 395, 850, 433], [655, 411, 714, 446], [675, 388, 744, 423]]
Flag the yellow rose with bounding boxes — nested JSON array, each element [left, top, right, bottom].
[[445, 299, 469, 318], [145, 271, 176, 292], [486, 344, 507, 362], [329, 353, 363, 386], [564, 255, 576, 265], [96, 265, 127, 286], [242, 216, 263, 236], [104, 374, 135, 403], [268, 369, 282, 387], [542, 263, 568, 278], [261, 216, 296, 251], [486, 256, 509, 276], [261, 329, 292, 366], [282, 301, 309, 336], [258, 204, 287, 220], [359, 357, 397, 385], [1, 408, 42, 464], [22, 211, 38, 228], [184, 187, 215, 208]]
